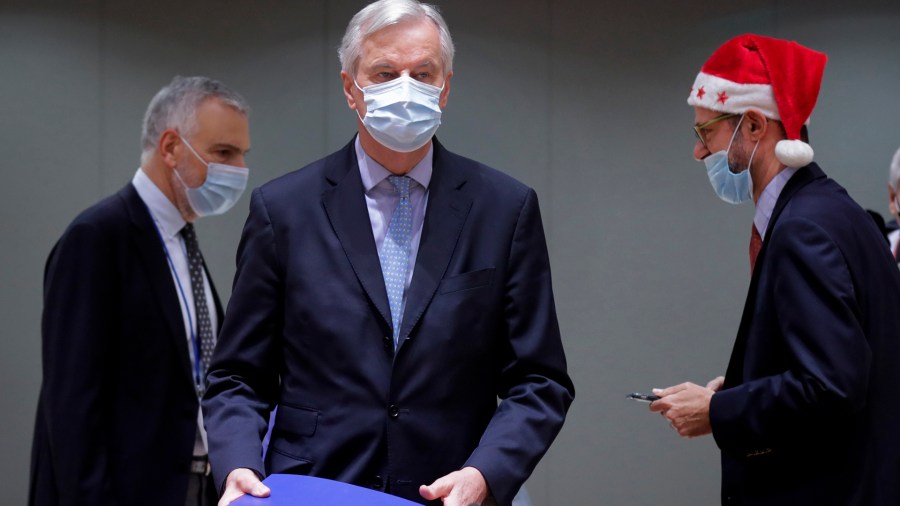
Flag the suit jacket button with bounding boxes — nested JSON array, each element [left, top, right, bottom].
[[389, 404, 400, 418], [383, 336, 392, 350]]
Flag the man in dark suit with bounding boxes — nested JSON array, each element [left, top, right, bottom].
[[650, 34, 900, 505], [30, 76, 251, 506], [203, 1, 574, 505]]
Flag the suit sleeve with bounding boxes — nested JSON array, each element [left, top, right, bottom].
[[710, 216, 870, 457], [464, 188, 575, 505], [203, 188, 284, 490], [40, 222, 118, 505]]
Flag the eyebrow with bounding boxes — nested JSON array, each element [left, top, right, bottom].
[[208, 142, 250, 154], [370, 60, 436, 71]]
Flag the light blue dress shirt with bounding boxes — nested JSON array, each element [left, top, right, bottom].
[[355, 136, 432, 310], [132, 168, 216, 456], [754, 166, 799, 239]]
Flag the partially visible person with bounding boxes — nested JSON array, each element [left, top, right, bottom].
[[885, 147, 900, 259], [29, 76, 252, 506], [201, 1, 574, 505], [649, 34, 900, 505], [865, 209, 889, 246]]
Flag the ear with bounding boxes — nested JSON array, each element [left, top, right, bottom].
[[158, 128, 181, 169], [889, 183, 898, 212], [341, 70, 359, 111], [438, 71, 453, 109], [743, 109, 769, 142]]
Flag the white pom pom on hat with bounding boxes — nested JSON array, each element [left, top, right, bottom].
[[775, 140, 814, 167], [687, 34, 827, 168]]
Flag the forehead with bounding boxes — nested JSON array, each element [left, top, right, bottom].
[[359, 18, 442, 70], [694, 107, 721, 124], [193, 98, 250, 148]]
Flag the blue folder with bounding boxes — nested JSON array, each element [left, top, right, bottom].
[[230, 474, 422, 505]]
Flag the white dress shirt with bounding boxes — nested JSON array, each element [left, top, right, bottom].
[[132, 168, 217, 456]]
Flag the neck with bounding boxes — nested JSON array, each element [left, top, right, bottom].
[[142, 159, 176, 203], [141, 157, 196, 223], [357, 122, 430, 175], [751, 155, 786, 204]]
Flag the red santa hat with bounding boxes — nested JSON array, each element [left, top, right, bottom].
[[687, 34, 828, 168]]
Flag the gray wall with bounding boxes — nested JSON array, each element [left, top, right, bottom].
[[3, 1, 899, 504]]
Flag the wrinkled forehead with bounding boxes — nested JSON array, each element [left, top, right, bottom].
[[359, 18, 443, 67]]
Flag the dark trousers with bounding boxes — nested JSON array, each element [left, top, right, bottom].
[[185, 472, 217, 506]]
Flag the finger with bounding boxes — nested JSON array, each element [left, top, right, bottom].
[[652, 382, 689, 397], [251, 482, 271, 497], [419, 479, 452, 501], [218, 487, 245, 506], [706, 376, 725, 391], [648, 397, 673, 413], [238, 474, 270, 497], [221, 469, 270, 506]]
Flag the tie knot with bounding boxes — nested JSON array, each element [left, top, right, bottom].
[[181, 223, 200, 252], [388, 175, 411, 199], [181, 223, 196, 240]]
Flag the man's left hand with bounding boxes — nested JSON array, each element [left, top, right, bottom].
[[649, 382, 715, 438], [419, 466, 489, 506]]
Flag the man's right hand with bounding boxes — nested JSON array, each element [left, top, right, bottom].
[[218, 468, 271, 506]]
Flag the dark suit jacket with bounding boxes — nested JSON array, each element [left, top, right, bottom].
[[710, 164, 900, 505], [30, 183, 223, 506], [203, 139, 575, 505]]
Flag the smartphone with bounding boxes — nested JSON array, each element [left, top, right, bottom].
[[626, 392, 661, 403]]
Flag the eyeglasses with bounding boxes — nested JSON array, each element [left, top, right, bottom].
[[693, 113, 740, 150]]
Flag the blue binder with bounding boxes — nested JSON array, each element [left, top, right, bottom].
[[230, 474, 422, 505]]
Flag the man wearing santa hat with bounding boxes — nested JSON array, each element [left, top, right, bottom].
[[649, 34, 900, 505]]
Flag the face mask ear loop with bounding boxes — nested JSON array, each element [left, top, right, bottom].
[[746, 138, 761, 173], [746, 138, 760, 197], [178, 135, 210, 168], [353, 80, 368, 122], [724, 113, 745, 159]]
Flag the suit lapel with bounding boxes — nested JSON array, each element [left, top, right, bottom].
[[398, 140, 473, 351], [724, 164, 823, 385], [322, 140, 393, 328], [119, 184, 195, 387]]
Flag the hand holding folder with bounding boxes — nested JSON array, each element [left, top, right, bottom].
[[230, 474, 422, 505]]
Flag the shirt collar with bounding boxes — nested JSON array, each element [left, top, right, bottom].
[[132, 168, 186, 239], [355, 135, 433, 192], [754, 167, 799, 238]]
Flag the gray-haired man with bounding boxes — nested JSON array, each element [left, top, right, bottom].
[[202, 1, 573, 505], [30, 76, 251, 506]]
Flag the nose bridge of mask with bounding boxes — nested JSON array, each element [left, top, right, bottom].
[[357, 75, 441, 99]]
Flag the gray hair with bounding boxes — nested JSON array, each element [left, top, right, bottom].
[[140, 76, 249, 165], [891, 147, 900, 188], [338, 0, 455, 77]]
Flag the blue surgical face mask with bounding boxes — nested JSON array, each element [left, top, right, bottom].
[[703, 114, 759, 205], [355, 75, 443, 153], [175, 136, 249, 217]]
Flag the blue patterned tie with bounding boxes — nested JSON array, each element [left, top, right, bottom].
[[382, 176, 413, 348]]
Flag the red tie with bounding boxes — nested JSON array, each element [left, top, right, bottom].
[[750, 224, 763, 273]]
